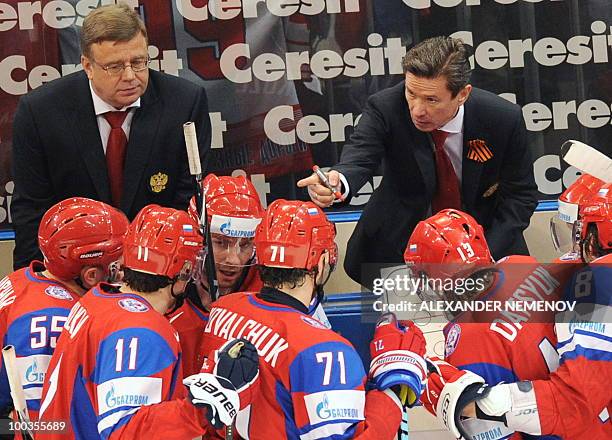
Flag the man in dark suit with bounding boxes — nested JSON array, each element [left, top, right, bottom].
[[11, 3, 210, 269], [298, 36, 538, 287]]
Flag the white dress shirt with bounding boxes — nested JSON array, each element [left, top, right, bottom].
[[89, 82, 140, 153], [438, 104, 465, 184], [334, 104, 466, 200]]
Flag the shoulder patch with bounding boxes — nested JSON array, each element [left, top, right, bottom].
[[45, 285, 74, 301], [301, 315, 328, 330], [118, 298, 149, 313], [445, 324, 462, 357]]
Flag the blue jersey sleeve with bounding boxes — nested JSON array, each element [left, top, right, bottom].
[[558, 264, 612, 364]]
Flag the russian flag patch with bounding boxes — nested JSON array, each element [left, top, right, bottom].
[[307, 207, 319, 216]]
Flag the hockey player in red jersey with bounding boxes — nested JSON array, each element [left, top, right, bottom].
[[167, 174, 265, 377], [170, 174, 332, 378], [421, 188, 611, 440], [37, 205, 259, 440], [200, 199, 428, 439], [404, 209, 578, 440], [188, 174, 266, 301], [0, 198, 128, 428]]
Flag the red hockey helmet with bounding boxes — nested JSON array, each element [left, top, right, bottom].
[[188, 174, 264, 237], [575, 184, 611, 256], [255, 200, 337, 270], [123, 205, 204, 279], [558, 174, 605, 222], [38, 197, 129, 280], [551, 174, 605, 254], [404, 209, 493, 272]]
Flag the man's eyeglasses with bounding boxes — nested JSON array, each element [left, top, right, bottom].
[[93, 57, 150, 76]]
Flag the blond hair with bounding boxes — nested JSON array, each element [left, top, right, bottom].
[[80, 3, 147, 58]]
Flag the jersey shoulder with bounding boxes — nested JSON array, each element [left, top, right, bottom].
[[5, 267, 77, 305], [592, 253, 612, 264], [212, 292, 355, 358], [1, 267, 78, 327], [564, 260, 611, 306], [82, 286, 179, 345], [167, 298, 209, 332], [240, 266, 263, 292]]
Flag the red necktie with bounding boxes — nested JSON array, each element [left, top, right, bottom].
[[104, 111, 129, 207], [431, 129, 461, 213]]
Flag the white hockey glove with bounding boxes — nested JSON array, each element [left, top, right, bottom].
[[183, 373, 239, 429], [474, 382, 542, 435], [423, 357, 490, 439]]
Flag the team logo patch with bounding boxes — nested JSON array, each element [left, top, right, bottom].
[[301, 315, 327, 330], [45, 285, 73, 301], [467, 139, 493, 163], [150, 172, 168, 193], [444, 324, 461, 357], [118, 298, 149, 313], [482, 182, 499, 198]]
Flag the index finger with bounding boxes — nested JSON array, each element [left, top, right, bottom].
[[297, 173, 321, 188]]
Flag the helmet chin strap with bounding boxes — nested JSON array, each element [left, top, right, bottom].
[[166, 278, 187, 315], [311, 263, 335, 309], [74, 276, 87, 291]]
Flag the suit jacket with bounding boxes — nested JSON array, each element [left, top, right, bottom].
[[334, 82, 538, 287], [11, 70, 211, 269]]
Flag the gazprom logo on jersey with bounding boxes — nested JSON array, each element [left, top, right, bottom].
[[569, 317, 606, 334], [24, 358, 45, 384], [98, 377, 162, 414], [315, 393, 360, 420], [105, 384, 149, 409], [18, 355, 51, 386], [305, 390, 365, 424], [316, 394, 333, 419], [210, 215, 261, 238]]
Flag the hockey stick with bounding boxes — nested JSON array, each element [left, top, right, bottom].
[[561, 140, 611, 183], [2, 346, 34, 440], [222, 341, 246, 440], [183, 122, 219, 302]]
